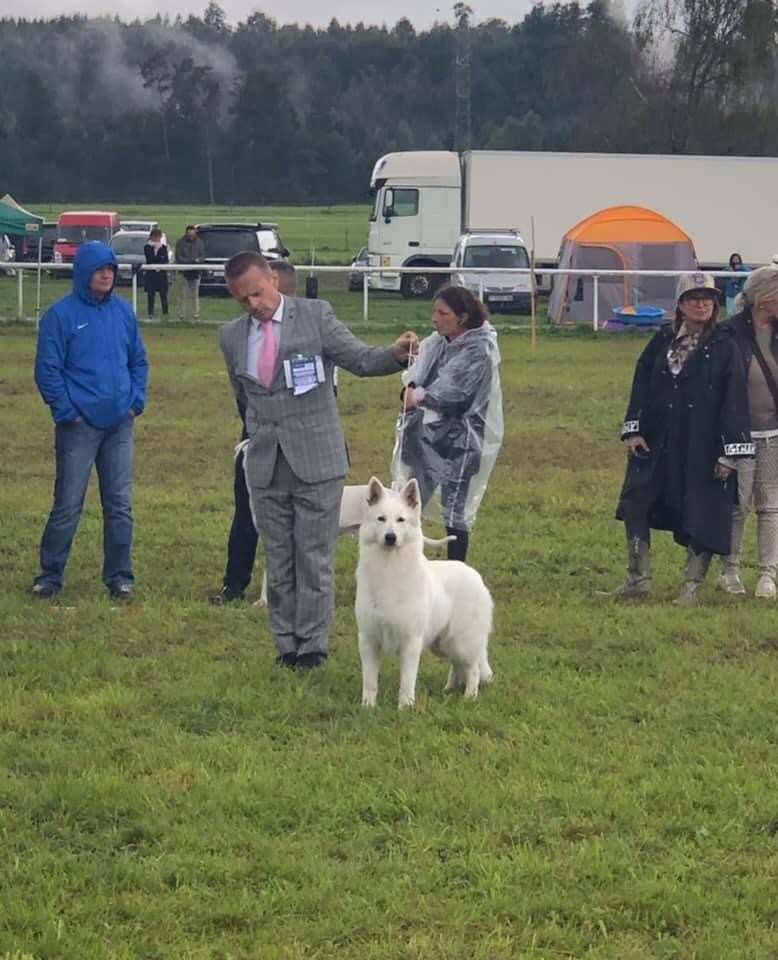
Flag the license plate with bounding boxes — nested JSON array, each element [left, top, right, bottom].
[[488, 294, 513, 302]]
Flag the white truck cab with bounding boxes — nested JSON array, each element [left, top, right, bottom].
[[368, 151, 461, 299], [451, 230, 532, 313]]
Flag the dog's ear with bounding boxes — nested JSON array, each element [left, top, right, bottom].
[[401, 478, 420, 510], [367, 477, 384, 506]]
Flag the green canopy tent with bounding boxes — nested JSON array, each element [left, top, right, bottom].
[[0, 194, 44, 319]]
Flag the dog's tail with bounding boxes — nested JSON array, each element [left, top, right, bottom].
[[234, 438, 250, 461], [423, 534, 457, 547]]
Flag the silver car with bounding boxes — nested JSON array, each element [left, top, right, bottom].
[[110, 231, 149, 285], [348, 247, 369, 291]]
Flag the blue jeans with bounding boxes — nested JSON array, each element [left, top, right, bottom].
[[37, 415, 135, 591]]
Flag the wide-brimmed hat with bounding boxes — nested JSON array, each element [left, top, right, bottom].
[[676, 272, 717, 301]]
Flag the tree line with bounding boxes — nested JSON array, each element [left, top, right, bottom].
[[0, 0, 776, 205]]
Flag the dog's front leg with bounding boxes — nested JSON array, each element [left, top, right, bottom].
[[359, 633, 380, 707], [398, 638, 424, 709]]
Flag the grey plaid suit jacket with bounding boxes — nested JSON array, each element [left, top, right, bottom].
[[219, 296, 403, 486]]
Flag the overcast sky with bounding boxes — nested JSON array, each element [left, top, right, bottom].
[[9, 0, 632, 30]]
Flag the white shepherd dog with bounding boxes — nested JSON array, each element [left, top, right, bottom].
[[355, 477, 494, 709]]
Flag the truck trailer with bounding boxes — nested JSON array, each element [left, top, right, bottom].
[[367, 150, 778, 298]]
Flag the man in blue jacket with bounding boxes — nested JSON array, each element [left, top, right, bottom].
[[32, 241, 149, 601]]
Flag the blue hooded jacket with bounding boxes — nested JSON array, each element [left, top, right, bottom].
[[34, 242, 148, 428]]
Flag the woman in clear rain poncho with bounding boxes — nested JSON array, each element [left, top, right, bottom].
[[391, 285, 504, 562]]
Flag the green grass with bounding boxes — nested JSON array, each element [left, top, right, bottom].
[[2, 324, 778, 959]]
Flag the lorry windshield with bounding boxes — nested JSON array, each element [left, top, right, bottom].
[[58, 226, 111, 243], [463, 245, 530, 268]]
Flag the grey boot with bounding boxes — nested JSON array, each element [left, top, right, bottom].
[[674, 547, 712, 606], [615, 536, 651, 598], [719, 507, 747, 594]]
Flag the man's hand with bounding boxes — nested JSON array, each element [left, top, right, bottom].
[[625, 435, 650, 455], [403, 387, 418, 411], [714, 462, 733, 481], [393, 331, 419, 363]]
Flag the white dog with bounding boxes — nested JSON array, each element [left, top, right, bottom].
[[355, 476, 494, 709], [254, 483, 453, 606]]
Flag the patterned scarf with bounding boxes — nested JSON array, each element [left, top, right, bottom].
[[667, 322, 703, 377]]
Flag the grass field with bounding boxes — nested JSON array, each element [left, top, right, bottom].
[[2, 321, 778, 959]]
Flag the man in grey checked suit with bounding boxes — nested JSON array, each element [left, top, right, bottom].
[[219, 252, 418, 670]]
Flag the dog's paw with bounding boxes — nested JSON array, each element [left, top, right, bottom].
[[398, 697, 416, 710], [361, 692, 377, 708]]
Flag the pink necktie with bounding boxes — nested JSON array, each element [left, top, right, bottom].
[[257, 318, 277, 386]]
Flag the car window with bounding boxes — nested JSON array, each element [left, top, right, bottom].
[[385, 189, 418, 218], [111, 235, 147, 255], [462, 244, 529, 268], [58, 225, 111, 243], [198, 229, 259, 258], [257, 229, 283, 254]]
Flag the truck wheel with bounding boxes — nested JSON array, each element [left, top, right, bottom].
[[401, 272, 437, 299]]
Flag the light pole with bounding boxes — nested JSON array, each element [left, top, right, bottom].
[[454, 3, 473, 153]]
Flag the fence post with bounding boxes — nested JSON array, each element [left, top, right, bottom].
[[479, 275, 484, 300], [132, 271, 138, 317], [16, 268, 24, 321], [593, 274, 599, 332], [362, 271, 369, 325]]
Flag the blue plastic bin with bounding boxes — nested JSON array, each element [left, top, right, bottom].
[[613, 305, 665, 327]]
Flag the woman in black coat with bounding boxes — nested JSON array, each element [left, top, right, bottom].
[[615, 272, 753, 605], [143, 228, 169, 318]]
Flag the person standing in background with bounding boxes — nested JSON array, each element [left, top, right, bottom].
[[143, 227, 170, 319], [174, 225, 205, 321], [726, 253, 751, 316]]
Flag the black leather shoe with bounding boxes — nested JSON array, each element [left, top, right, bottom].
[[295, 652, 328, 671], [275, 652, 297, 669], [209, 586, 245, 605]]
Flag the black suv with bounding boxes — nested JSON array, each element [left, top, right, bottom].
[[195, 222, 290, 293]]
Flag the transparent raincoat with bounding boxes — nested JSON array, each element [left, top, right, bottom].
[[391, 322, 504, 532]]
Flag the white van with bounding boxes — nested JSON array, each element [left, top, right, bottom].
[[450, 230, 532, 313]]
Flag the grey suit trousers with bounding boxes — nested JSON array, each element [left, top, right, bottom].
[[250, 447, 345, 657]]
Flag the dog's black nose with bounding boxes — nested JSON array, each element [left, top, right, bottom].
[[384, 531, 397, 546]]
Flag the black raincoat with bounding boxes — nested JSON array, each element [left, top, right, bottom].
[[615, 322, 753, 555]]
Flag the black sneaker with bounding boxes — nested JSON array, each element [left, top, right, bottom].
[[295, 652, 328, 672], [109, 584, 134, 603], [275, 652, 298, 669], [209, 586, 245, 605], [31, 582, 60, 600]]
